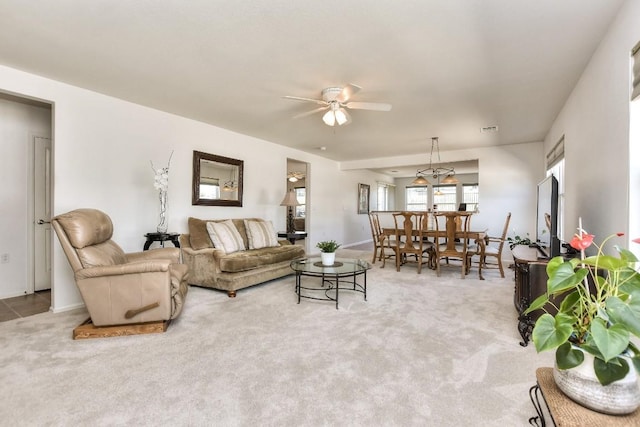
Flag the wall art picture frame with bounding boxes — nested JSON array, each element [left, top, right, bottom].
[[358, 183, 370, 214]]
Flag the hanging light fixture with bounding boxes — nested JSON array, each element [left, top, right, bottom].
[[222, 168, 238, 192], [322, 102, 350, 126], [411, 137, 459, 185]]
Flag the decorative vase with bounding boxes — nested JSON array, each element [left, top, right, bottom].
[[157, 190, 168, 233], [553, 349, 640, 415], [320, 251, 335, 266]]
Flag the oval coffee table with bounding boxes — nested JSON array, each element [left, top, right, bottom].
[[290, 258, 370, 309]]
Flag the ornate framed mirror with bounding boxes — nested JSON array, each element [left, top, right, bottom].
[[192, 151, 243, 207]]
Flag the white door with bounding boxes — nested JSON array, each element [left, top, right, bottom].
[[34, 136, 52, 291]]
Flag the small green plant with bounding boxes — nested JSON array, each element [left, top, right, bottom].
[[507, 232, 534, 250], [316, 240, 341, 253]]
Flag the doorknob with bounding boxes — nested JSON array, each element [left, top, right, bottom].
[[37, 219, 51, 225]]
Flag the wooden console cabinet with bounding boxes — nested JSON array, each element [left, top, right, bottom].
[[512, 245, 552, 346]]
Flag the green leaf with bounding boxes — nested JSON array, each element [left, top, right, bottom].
[[582, 255, 627, 271], [619, 270, 640, 294], [606, 295, 640, 338], [523, 293, 549, 315], [555, 342, 584, 369], [558, 291, 580, 313], [547, 262, 586, 295], [546, 257, 567, 279], [531, 313, 575, 353], [617, 246, 639, 263], [590, 318, 630, 362], [594, 356, 629, 385]]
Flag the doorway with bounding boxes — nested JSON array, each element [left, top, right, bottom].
[[286, 159, 309, 250], [0, 92, 53, 303]]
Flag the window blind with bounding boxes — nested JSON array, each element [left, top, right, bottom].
[[633, 41, 640, 101], [546, 136, 565, 168]]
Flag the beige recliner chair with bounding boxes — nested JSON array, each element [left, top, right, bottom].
[[52, 208, 189, 327]]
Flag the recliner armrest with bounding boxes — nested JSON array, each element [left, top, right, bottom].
[[75, 260, 173, 279], [127, 247, 180, 263]]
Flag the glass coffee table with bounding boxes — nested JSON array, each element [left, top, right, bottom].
[[290, 258, 370, 309]]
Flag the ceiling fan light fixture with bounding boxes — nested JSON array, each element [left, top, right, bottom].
[[322, 110, 336, 126], [335, 108, 348, 125]]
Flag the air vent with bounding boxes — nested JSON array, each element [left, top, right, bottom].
[[480, 126, 499, 133]]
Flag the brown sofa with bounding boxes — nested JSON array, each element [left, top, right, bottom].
[[180, 217, 305, 297]]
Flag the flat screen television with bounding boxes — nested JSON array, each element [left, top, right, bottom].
[[535, 175, 560, 259]]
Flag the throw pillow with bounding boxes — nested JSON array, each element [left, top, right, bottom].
[[206, 220, 246, 254], [244, 220, 279, 250], [188, 217, 213, 250]]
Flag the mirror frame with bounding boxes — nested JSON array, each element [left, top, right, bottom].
[[192, 151, 244, 207]]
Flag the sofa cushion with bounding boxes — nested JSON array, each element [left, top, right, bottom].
[[188, 217, 213, 250], [244, 219, 279, 250], [206, 220, 246, 254], [218, 244, 305, 273]]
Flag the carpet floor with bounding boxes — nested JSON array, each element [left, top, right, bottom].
[[0, 249, 553, 426]]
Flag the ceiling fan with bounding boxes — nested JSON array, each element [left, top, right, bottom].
[[283, 84, 392, 126]]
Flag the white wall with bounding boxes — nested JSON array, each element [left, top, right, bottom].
[[0, 96, 51, 298], [0, 65, 380, 311], [544, 0, 640, 253]]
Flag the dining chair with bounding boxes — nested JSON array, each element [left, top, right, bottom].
[[388, 211, 433, 273], [433, 211, 473, 278], [475, 212, 511, 278], [368, 212, 387, 264]]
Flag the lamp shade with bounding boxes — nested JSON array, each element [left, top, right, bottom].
[[440, 174, 459, 184], [411, 175, 430, 185], [280, 190, 300, 206]]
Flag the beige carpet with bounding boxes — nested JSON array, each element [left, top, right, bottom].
[[0, 249, 553, 426]]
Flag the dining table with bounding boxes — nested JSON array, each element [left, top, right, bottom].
[[381, 211, 487, 279]]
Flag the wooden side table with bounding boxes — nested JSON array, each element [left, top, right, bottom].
[[277, 231, 307, 245], [529, 367, 640, 426], [143, 232, 180, 250]]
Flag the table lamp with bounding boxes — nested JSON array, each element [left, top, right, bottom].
[[280, 190, 301, 233]]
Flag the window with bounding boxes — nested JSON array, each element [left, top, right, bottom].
[[377, 183, 389, 211], [406, 186, 428, 211], [199, 178, 220, 199], [294, 187, 306, 217], [433, 185, 456, 211], [462, 184, 479, 212]]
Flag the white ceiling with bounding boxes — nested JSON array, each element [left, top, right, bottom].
[[0, 0, 625, 168]]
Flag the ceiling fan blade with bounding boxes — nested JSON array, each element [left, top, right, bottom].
[[283, 95, 327, 106], [293, 106, 328, 119], [337, 83, 361, 103], [344, 101, 392, 111]]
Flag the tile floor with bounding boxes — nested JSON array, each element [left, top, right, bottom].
[[0, 290, 51, 323]]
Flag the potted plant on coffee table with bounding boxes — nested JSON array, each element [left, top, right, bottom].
[[317, 240, 341, 266], [525, 220, 640, 414]]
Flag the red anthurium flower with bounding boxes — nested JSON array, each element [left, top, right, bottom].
[[570, 232, 595, 251], [633, 237, 640, 244], [616, 232, 625, 237]]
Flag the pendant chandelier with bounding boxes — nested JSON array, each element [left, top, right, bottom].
[[222, 168, 238, 192], [411, 137, 459, 185]]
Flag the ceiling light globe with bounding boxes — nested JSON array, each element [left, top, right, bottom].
[[322, 110, 336, 126], [335, 109, 348, 125]]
